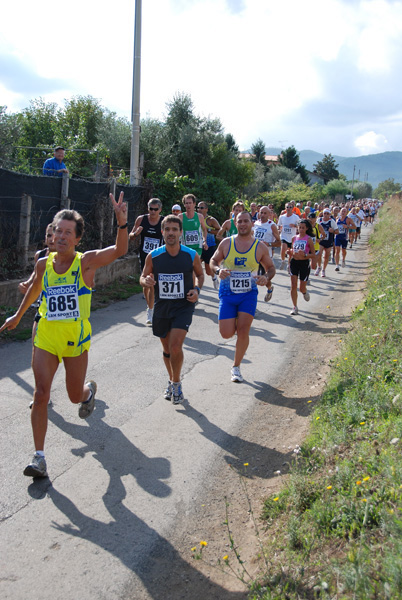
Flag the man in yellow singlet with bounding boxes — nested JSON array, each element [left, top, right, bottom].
[[210, 211, 275, 383], [0, 193, 128, 478]]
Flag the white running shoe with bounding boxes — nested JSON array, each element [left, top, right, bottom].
[[342, 260, 346, 268], [212, 277, 219, 290], [23, 453, 48, 478], [321, 269, 326, 278], [290, 306, 299, 315], [335, 265, 340, 272], [79, 381, 97, 419], [164, 381, 173, 401], [146, 308, 153, 325], [280, 260, 286, 270], [264, 286, 274, 302], [172, 382, 184, 404], [231, 366, 243, 383], [314, 267, 321, 276], [303, 291, 310, 302]]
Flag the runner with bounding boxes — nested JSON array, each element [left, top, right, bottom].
[[288, 219, 316, 315], [129, 198, 164, 325], [347, 207, 361, 248], [249, 202, 259, 222], [216, 201, 245, 240], [253, 206, 280, 301], [334, 207, 354, 271], [277, 203, 300, 269], [317, 208, 339, 277], [179, 194, 208, 256], [171, 204, 182, 216], [0, 193, 128, 478], [140, 215, 204, 404], [196, 201, 221, 290], [308, 212, 325, 275], [210, 211, 275, 383]]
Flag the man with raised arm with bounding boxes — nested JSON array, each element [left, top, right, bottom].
[[0, 193, 128, 478]]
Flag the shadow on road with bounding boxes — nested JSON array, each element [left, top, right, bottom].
[[26, 481, 247, 600]]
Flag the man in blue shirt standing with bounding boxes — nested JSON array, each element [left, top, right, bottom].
[[43, 146, 69, 177]]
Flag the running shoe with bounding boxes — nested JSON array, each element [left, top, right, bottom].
[[280, 260, 286, 270], [172, 382, 184, 405], [231, 366, 244, 383], [349, 243, 353, 249], [212, 277, 219, 290], [342, 260, 346, 268], [23, 453, 48, 478], [264, 286, 274, 302], [146, 308, 153, 325], [303, 291, 310, 302], [164, 381, 173, 400], [335, 265, 340, 272], [331, 256, 335, 264], [314, 267, 321, 276], [79, 381, 97, 419], [290, 306, 299, 315], [321, 269, 326, 278]]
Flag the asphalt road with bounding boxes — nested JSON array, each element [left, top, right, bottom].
[[0, 232, 370, 600]]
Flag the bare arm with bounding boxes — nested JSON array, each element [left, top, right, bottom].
[[256, 243, 276, 284], [198, 213, 208, 249], [129, 215, 144, 240], [210, 239, 231, 279], [139, 253, 155, 289], [187, 254, 205, 303], [216, 220, 230, 242], [0, 260, 46, 332]]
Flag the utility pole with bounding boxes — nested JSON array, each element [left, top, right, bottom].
[[130, 0, 142, 185], [351, 165, 356, 199]]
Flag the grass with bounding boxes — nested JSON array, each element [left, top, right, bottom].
[[0, 275, 142, 345], [245, 196, 402, 599]]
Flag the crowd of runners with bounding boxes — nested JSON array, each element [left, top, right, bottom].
[[0, 193, 380, 478]]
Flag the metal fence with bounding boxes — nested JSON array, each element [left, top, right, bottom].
[[0, 168, 148, 279]]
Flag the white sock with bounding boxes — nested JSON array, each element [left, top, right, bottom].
[[36, 451, 45, 457]]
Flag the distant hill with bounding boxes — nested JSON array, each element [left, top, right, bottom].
[[300, 150, 402, 188], [243, 147, 402, 188]]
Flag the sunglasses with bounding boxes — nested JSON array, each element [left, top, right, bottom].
[[149, 207, 159, 211], [197, 206, 207, 209]]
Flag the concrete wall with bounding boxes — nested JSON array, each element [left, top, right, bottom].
[[0, 255, 140, 309]]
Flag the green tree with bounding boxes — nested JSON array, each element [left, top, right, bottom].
[[265, 166, 300, 191], [324, 178, 350, 199], [353, 181, 373, 200], [313, 153, 339, 181], [278, 145, 310, 184], [373, 178, 401, 199], [250, 138, 266, 164], [0, 106, 21, 169]]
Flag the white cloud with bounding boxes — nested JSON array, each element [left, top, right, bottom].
[[354, 131, 389, 154]]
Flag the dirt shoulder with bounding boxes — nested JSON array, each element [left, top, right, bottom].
[[142, 246, 369, 599]]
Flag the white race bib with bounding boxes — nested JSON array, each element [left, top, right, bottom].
[[185, 230, 200, 246], [283, 226, 292, 234], [293, 240, 308, 253], [338, 225, 345, 234], [158, 273, 184, 299], [143, 237, 160, 253], [230, 271, 252, 294], [254, 227, 266, 240], [47, 284, 80, 320]]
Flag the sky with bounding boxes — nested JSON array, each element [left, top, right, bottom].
[[2, 0, 402, 158]]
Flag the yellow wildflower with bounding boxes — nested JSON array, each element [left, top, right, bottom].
[[200, 541, 208, 547], [243, 463, 249, 466], [327, 485, 332, 490], [363, 476, 370, 482], [223, 555, 229, 561], [191, 547, 196, 552], [273, 497, 279, 502], [356, 480, 362, 485]]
